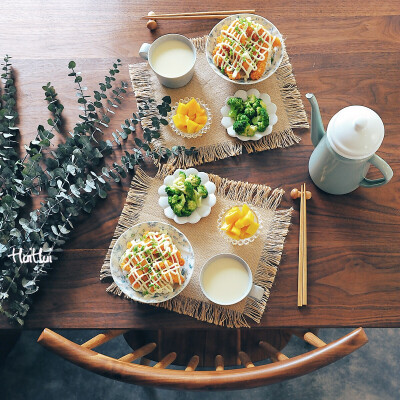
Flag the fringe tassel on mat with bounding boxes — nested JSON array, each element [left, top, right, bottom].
[[275, 52, 309, 130]]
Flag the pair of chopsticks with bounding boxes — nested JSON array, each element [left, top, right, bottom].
[[298, 183, 308, 307], [142, 10, 256, 20]]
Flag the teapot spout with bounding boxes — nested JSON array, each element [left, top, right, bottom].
[[306, 93, 326, 147]]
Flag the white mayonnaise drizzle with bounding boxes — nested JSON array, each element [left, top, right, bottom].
[[120, 231, 185, 297], [213, 17, 281, 81]]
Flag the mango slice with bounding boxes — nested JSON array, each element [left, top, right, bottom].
[[225, 209, 242, 224], [245, 221, 259, 236], [172, 114, 186, 131], [176, 102, 189, 116], [187, 119, 199, 134], [226, 231, 240, 240], [195, 115, 208, 125], [241, 203, 250, 217]]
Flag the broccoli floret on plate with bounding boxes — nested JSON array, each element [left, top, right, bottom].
[[186, 199, 197, 212], [245, 94, 261, 108], [196, 184, 208, 199], [183, 180, 195, 198], [165, 186, 180, 197], [227, 97, 245, 111], [233, 119, 248, 134], [172, 203, 184, 216], [180, 206, 193, 217], [185, 174, 201, 188], [244, 105, 256, 119], [252, 107, 270, 132], [227, 97, 245, 119], [243, 125, 258, 137], [167, 194, 180, 206]]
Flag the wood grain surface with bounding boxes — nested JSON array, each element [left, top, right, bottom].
[[0, 0, 399, 329]]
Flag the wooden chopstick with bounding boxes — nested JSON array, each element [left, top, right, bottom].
[[297, 183, 308, 307], [297, 184, 304, 307], [143, 15, 232, 20], [141, 10, 256, 19], [302, 183, 307, 306]]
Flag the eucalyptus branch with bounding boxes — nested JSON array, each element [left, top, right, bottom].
[[0, 58, 199, 326]]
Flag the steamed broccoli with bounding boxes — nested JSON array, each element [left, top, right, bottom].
[[243, 125, 258, 137], [244, 106, 256, 119], [171, 174, 185, 192], [172, 203, 184, 216], [185, 174, 201, 188], [256, 106, 267, 116], [233, 119, 248, 134], [165, 172, 208, 217], [165, 186, 180, 197], [260, 100, 267, 109], [245, 94, 261, 108], [228, 108, 240, 119], [237, 114, 250, 123], [183, 180, 195, 198], [227, 97, 244, 111], [252, 107, 269, 132], [256, 118, 269, 132], [186, 200, 197, 211], [196, 184, 208, 198], [180, 206, 193, 217], [227, 97, 245, 119], [168, 194, 180, 206]]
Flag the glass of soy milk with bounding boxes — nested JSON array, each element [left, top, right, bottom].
[[139, 34, 196, 88]]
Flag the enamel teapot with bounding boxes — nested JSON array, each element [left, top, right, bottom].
[[306, 93, 393, 195]]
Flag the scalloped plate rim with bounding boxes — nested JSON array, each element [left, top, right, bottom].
[[159, 168, 216, 224], [220, 89, 278, 142]]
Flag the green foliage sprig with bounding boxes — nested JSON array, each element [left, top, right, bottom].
[[0, 57, 197, 325]]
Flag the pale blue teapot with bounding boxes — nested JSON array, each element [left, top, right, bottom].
[[307, 93, 393, 195]]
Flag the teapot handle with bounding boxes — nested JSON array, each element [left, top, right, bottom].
[[359, 154, 393, 188]]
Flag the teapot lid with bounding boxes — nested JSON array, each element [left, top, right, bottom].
[[327, 106, 384, 160]]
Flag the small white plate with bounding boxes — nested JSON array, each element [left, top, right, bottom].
[[110, 221, 195, 304], [220, 89, 278, 142], [158, 168, 216, 224]]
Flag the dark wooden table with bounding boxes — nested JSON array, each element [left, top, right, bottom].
[[0, 0, 399, 330]]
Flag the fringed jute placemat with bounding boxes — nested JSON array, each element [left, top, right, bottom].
[[129, 36, 308, 168], [100, 168, 292, 328]]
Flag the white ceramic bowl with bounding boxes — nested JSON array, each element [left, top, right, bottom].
[[158, 168, 216, 224], [205, 14, 285, 85], [220, 89, 278, 142], [110, 221, 195, 304], [167, 97, 212, 139]]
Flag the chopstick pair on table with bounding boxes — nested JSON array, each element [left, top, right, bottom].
[[291, 184, 311, 307], [142, 10, 256, 30], [142, 9, 256, 20], [298, 183, 308, 307]]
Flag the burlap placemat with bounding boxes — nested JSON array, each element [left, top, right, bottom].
[[129, 36, 308, 168], [100, 168, 292, 328]]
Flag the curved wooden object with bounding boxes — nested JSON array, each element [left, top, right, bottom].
[[37, 328, 368, 390]]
